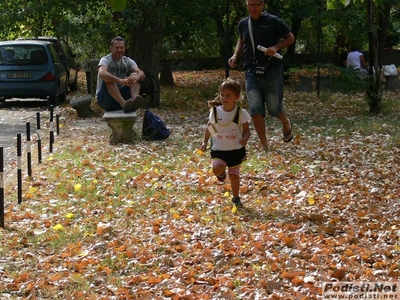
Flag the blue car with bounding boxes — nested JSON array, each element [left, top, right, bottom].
[[0, 40, 67, 105]]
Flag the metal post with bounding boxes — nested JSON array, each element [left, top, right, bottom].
[[26, 122, 32, 178], [17, 134, 22, 204], [55, 94, 60, 136], [49, 105, 54, 153], [36, 112, 42, 164], [0, 147, 4, 228], [225, 0, 230, 79]]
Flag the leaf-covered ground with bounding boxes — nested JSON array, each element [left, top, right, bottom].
[[1, 70, 399, 299]]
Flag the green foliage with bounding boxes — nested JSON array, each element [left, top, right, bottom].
[[0, 0, 398, 67], [329, 66, 369, 94], [366, 89, 383, 115], [109, 0, 126, 12]]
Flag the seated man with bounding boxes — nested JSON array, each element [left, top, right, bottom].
[[96, 36, 146, 113]]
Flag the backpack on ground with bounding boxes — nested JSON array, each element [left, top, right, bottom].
[[142, 109, 170, 140]]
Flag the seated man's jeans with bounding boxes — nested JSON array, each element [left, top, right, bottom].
[[96, 82, 130, 111]]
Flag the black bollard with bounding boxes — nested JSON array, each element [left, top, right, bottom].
[[0, 147, 4, 228], [49, 105, 54, 153], [26, 122, 32, 177], [56, 94, 60, 136], [36, 112, 42, 164], [17, 134, 22, 204], [46, 96, 51, 111]]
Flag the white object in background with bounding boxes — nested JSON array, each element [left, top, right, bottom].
[[382, 64, 398, 76], [257, 45, 283, 59]]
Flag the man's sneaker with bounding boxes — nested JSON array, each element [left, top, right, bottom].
[[131, 95, 146, 111], [216, 171, 226, 182], [232, 196, 244, 208], [123, 99, 134, 113]]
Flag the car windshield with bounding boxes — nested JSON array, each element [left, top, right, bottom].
[[0, 45, 48, 65]]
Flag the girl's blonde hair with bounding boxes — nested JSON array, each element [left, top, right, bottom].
[[208, 78, 241, 107]]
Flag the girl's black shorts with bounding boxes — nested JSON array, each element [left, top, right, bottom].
[[211, 147, 246, 168]]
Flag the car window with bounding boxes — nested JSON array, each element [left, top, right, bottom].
[[49, 45, 61, 63], [60, 40, 73, 57], [0, 45, 48, 65]]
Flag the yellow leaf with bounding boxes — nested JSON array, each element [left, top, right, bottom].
[[65, 213, 74, 219], [195, 149, 204, 156], [77, 249, 89, 257], [308, 196, 315, 205], [69, 273, 84, 284], [92, 179, 98, 185], [202, 216, 212, 223], [74, 183, 82, 192], [29, 187, 38, 193], [232, 205, 237, 213], [224, 191, 230, 197], [53, 224, 64, 231]]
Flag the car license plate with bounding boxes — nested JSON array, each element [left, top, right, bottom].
[[8, 72, 31, 79]]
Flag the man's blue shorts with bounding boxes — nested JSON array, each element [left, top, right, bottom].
[[245, 68, 284, 117], [96, 82, 130, 111]]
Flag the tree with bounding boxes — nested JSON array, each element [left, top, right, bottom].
[[327, 0, 397, 114]]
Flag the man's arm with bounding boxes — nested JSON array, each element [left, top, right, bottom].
[[127, 66, 146, 85], [264, 32, 295, 57], [98, 65, 121, 84], [228, 38, 244, 68]]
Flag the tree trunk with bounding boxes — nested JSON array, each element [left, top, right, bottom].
[[159, 63, 174, 86], [127, 20, 162, 107], [331, 33, 346, 67], [285, 17, 301, 67], [377, 2, 392, 69], [367, 0, 382, 115]]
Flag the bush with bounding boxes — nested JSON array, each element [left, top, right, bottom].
[[329, 66, 368, 94]]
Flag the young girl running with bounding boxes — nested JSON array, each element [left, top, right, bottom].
[[200, 78, 251, 208]]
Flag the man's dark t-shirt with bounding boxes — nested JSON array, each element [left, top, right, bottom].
[[238, 11, 291, 71]]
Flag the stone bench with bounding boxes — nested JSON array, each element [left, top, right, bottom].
[[314, 74, 331, 91], [103, 110, 138, 145], [295, 74, 313, 92], [70, 94, 94, 118], [384, 74, 399, 91]]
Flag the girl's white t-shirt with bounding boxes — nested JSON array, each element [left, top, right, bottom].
[[209, 106, 251, 151]]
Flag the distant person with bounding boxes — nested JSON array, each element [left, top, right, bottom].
[[200, 78, 251, 208], [96, 36, 145, 113], [347, 46, 369, 73], [228, 0, 295, 153]]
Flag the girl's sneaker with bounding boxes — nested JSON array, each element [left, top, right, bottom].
[[232, 196, 243, 208]]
